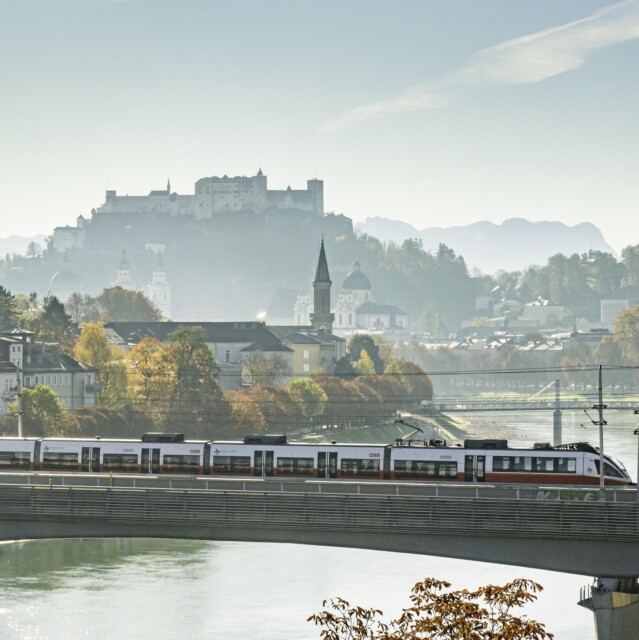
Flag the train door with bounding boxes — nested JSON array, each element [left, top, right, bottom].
[[254, 450, 274, 477], [317, 451, 338, 478], [464, 455, 486, 482], [141, 448, 161, 474], [81, 447, 100, 472]]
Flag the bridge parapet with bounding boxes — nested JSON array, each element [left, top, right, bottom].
[[0, 483, 638, 576]]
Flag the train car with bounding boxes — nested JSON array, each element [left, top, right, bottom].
[[0, 438, 39, 471], [387, 439, 631, 485], [37, 434, 209, 474], [211, 435, 387, 479]]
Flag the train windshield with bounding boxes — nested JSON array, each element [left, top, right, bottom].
[[594, 459, 628, 479]]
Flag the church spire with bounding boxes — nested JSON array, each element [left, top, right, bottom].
[[314, 239, 331, 284], [311, 239, 334, 334]]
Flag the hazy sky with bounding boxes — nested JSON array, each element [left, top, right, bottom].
[[1, 0, 637, 252]]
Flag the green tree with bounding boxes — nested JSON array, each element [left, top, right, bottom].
[[621, 244, 639, 286], [97, 286, 163, 322], [0, 286, 19, 330], [9, 385, 71, 437], [34, 296, 76, 353], [309, 577, 553, 640], [289, 378, 327, 427]]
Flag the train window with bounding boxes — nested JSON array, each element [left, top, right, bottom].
[[556, 457, 576, 473], [0, 452, 30, 470], [492, 456, 510, 471], [103, 454, 138, 472], [395, 460, 457, 479], [276, 457, 314, 476], [213, 455, 250, 474], [42, 452, 79, 470], [162, 454, 200, 474], [341, 458, 380, 477]]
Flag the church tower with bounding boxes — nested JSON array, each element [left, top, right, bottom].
[[146, 252, 172, 319], [113, 247, 136, 290], [310, 240, 334, 333]]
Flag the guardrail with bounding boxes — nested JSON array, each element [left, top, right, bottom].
[[0, 471, 636, 502], [0, 482, 637, 543]]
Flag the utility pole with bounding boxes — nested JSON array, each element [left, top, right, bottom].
[[593, 365, 606, 492]]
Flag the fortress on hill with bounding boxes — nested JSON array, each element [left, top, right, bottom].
[[53, 170, 324, 252]]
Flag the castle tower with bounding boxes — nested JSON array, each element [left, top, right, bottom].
[[113, 247, 136, 291], [310, 240, 334, 333], [146, 252, 172, 319]]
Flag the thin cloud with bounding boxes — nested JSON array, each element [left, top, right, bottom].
[[458, 0, 639, 85], [312, 0, 639, 136], [312, 86, 447, 138]]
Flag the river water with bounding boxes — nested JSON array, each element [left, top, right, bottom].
[[0, 409, 637, 640]]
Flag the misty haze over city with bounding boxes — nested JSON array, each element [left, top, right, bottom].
[[1, 2, 639, 640]]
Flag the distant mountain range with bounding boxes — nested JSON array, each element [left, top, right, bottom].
[[0, 234, 48, 258], [0, 217, 615, 279], [354, 217, 615, 274]]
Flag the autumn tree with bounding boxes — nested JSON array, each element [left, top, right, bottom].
[[224, 389, 266, 438], [309, 577, 553, 640], [384, 359, 433, 404], [241, 350, 290, 386], [96, 286, 163, 322], [66, 292, 100, 325], [75, 323, 129, 407], [347, 335, 385, 373], [126, 328, 225, 437], [289, 378, 327, 427]]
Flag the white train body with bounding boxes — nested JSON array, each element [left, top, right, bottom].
[[0, 435, 630, 486]]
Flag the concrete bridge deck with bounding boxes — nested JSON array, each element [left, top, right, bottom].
[[0, 473, 638, 577]]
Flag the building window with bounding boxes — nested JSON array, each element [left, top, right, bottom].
[[225, 349, 231, 363], [303, 350, 309, 360], [303, 364, 310, 372]]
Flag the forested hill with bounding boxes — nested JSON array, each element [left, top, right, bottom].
[[355, 217, 614, 273], [1, 213, 637, 332]]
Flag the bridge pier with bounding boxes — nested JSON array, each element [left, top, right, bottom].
[[553, 409, 562, 446], [578, 577, 639, 640]]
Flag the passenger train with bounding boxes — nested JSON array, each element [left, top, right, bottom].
[[0, 434, 631, 485]]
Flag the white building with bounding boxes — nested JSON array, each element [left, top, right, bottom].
[[146, 253, 171, 319]]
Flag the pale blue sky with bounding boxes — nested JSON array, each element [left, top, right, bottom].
[[1, 0, 637, 252]]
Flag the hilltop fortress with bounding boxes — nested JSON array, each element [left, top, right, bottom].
[[34, 171, 353, 321], [53, 170, 324, 251]]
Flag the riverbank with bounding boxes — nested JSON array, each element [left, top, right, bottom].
[[303, 412, 470, 445]]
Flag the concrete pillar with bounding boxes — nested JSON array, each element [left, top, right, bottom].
[[578, 577, 639, 640], [553, 410, 562, 446]]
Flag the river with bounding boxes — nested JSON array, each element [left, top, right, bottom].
[[0, 409, 637, 640]]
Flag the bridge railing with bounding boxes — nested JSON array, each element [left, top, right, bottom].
[[0, 483, 638, 543]]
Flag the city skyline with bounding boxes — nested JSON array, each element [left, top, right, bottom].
[[1, 0, 637, 252]]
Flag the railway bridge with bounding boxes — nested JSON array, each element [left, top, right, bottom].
[[0, 473, 637, 639]]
